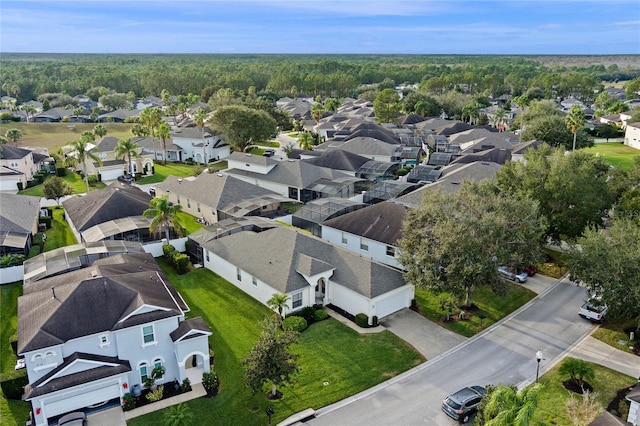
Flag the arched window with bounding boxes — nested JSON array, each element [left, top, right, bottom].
[[138, 362, 149, 384], [152, 358, 164, 379], [45, 351, 55, 365], [33, 354, 43, 367]]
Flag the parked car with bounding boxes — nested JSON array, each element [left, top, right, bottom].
[[498, 266, 528, 283], [117, 174, 134, 184], [442, 385, 487, 423], [57, 412, 87, 426], [263, 149, 275, 157], [523, 265, 537, 276], [579, 300, 608, 323]]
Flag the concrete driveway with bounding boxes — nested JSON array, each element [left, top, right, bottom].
[[381, 309, 466, 359], [87, 406, 126, 426]]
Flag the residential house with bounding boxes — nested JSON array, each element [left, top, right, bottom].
[[291, 197, 366, 237], [321, 201, 407, 270], [224, 152, 364, 202], [170, 126, 229, 164], [0, 145, 49, 191], [86, 136, 155, 181], [198, 225, 414, 323], [302, 149, 371, 176], [0, 193, 41, 256], [625, 122, 640, 150], [154, 173, 297, 225], [32, 108, 73, 123], [509, 140, 544, 162], [62, 183, 154, 243], [18, 252, 211, 426], [97, 108, 139, 123], [133, 136, 184, 163], [627, 382, 640, 425]]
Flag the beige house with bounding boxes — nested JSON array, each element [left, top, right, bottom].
[[624, 122, 640, 151], [0, 146, 49, 191]]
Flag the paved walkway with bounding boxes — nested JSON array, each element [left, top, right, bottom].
[[569, 335, 640, 379], [325, 309, 385, 334]]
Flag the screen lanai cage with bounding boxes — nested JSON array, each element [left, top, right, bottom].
[[356, 160, 400, 182], [406, 165, 443, 184], [292, 198, 366, 237], [363, 180, 423, 205]]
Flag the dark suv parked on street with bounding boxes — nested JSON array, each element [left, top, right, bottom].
[[441, 385, 486, 423]]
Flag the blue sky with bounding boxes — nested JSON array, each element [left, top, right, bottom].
[[2, 1, 639, 54]]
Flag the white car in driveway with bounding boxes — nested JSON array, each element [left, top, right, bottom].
[[579, 300, 608, 323], [498, 266, 528, 283]]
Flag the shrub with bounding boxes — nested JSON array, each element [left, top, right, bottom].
[[38, 216, 52, 228], [146, 385, 164, 402], [1, 253, 25, 268], [26, 180, 38, 188], [355, 313, 369, 328], [298, 306, 316, 323], [283, 316, 308, 332], [202, 372, 219, 392], [162, 244, 177, 258], [122, 392, 136, 411], [17, 182, 23, 191], [181, 378, 192, 393], [314, 309, 329, 322], [56, 167, 67, 177], [173, 253, 189, 274], [88, 175, 98, 186], [371, 315, 378, 327], [0, 369, 28, 400]]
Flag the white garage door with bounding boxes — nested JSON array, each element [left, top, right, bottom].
[[375, 292, 410, 319], [100, 168, 124, 181], [0, 178, 21, 191], [44, 383, 120, 418]]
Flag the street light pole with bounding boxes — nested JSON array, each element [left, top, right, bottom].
[[535, 350, 543, 383]]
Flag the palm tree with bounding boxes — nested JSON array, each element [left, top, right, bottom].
[[93, 124, 108, 138], [20, 104, 36, 122], [162, 403, 193, 426], [298, 132, 314, 151], [143, 195, 186, 241], [10, 84, 20, 101], [1, 82, 10, 98], [115, 138, 140, 176], [69, 137, 102, 193], [139, 107, 163, 160], [513, 94, 530, 134], [267, 293, 290, 320], [482, 383, 543, 426], [5, 129, 23, 147], [131, 123, 150, 137], [193, 108, 208, 164], [156, 122, 171, 165], [565, 105, 586, 151], [558, 358, 595, 390], [311, 102, 325, 124], [491, 107, 508, 131], [461, 103, 480, 124]]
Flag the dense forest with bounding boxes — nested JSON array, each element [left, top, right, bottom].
[[1, 53, 639, 103]]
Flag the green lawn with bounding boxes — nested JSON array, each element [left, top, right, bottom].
[[414, 283, 537, 337], [533, 358, 637, 425], [18, 172, 106, 197], [176, 211, 204, 235], [592, 319, 639, 355], [136, 163, 200, 184], [44, 207, 78, 250], [129, 261, 424, 426], [0, 282, 31, 426], [583, 143, 640, 171]]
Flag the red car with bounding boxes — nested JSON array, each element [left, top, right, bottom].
[[523, 265, 537, 276]]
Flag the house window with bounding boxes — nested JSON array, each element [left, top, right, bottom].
[[45, 351, 54, 364], [211, 209, 215, 216], [176, 195, 180, 204], [236, 267, 242, 281], [139, 363, 149, 383], [252, 276, 257, 286], [360, 238, 368, 251], [197, 202, 201, 213], [153, 358, 164, 379], [142, 325, 155, 344], [292, 292, 303, 309], [33, 355, 43, 367], [187, 199, 191, 208], [341, 232, 347, 244], [205, 250, 210, 262], [386, 246, 395, 257], [99, 334, 109, 347]]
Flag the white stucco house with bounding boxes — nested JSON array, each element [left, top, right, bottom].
[[195, 224, 414, 322], [624, 122, 640, 150], [18, 253, 211, 426], [320, 201, 407, 270], [171, 126, 230, 164]]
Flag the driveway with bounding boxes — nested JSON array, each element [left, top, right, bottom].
[[87, 406, 126, 426], [381, 309, 466, 359]]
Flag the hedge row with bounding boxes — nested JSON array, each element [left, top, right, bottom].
[[162, 244, 189, 274]]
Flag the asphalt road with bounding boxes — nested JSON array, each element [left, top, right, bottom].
[[310, 279, 594, 425]]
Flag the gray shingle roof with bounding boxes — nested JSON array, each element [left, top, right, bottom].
[[0, 145, 34, 160], [62, 183, 152, 232], [96, 136, 120, 152], [0, 193, 40, 234], [201, 226, 406, 298], [156, 173, 282, 211], [170, 317, 212, 342], [18, 253, 187, 353], [316, 137, 399, 156], [322, 201, 407, 246], [303, 149, 370, 172]]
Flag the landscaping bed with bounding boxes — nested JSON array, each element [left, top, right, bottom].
[[124, 380, 191, 411]]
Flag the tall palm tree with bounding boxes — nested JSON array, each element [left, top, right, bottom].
[[114, 138, 140, 176], [20, 104, 36, 122], [131, 123, 150, 137], [10, 84, 20, 101], [139, 107, 163, 160], [311, 102, 325, 124], [482, 383, 543, 426], [513, 94, 530, 134], [5, 129, 23, 147], [156, 122, 171, 165], [298, 132, 314, 151], [1, 82, 10, 98], [491, 107, 508, 131], [69, 137, 102, 193], [267, 293, 290, 320], [143, 195, 186, 241], [93, 124, 108, 138], [565, 105, 586, 151], [193, 108, 208, 164]]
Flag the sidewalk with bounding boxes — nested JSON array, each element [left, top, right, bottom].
[[570, 335, 640, 379]]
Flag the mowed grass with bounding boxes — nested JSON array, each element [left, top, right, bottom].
[[592, 318, 639, 355], [18, 172, 106, 197], [583, 142, 640, 171], [129, 261, 424, 426], [136, 163, 200, 184], [414, 283, 536, 337], [45, 206, 78, 250], [0, 122, 134, 154], [533, 358, 637, 425], [0, 282, 31, 426]]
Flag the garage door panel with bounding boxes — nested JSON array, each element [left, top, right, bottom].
[[44, 383, 120, 418], [376, 293, 409, 319]]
